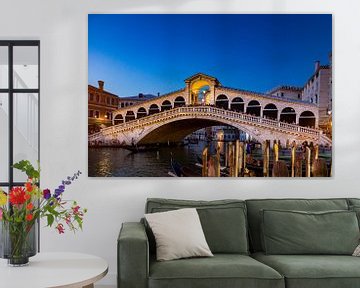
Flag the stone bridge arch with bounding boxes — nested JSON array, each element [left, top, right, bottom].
[[136, 116, 260, 145], [91, 106, 325, 147]]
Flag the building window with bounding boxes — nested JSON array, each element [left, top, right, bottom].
[[0, 40, 40, 190], [298, 94, 301, 99], [121, 103, 125, 108], [112, 98, 115, 105], [315, 94, 318, 103], [95, 111, 100, 118], [89, 93, 94, 101], [107, 97, 110, 105], [281, 92, 284, 97], [96, 94, 100, 102], [89, 110, 94, 117]]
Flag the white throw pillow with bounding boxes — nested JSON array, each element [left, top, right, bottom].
[[145, 208, 213, 261], [353, 244, 360, 256]]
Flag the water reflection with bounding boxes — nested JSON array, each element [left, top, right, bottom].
[[88, 143, 206, 177]]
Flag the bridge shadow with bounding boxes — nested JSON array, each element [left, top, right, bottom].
[[138, 118, 236, 145]]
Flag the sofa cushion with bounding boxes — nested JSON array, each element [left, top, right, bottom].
[[349, 205, 360, 228], [252, 252, 360, 288], [149, 254, 284, 288], [146, 198, 249, 254], [246, 198, 349, 252], [347, 198, 360, 207], [145, 208, 213, 261], [261, 209, 359, 255]]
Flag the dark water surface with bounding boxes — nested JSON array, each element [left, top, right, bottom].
[[88, 142, 332, 177], [88, 143, 208, 177]]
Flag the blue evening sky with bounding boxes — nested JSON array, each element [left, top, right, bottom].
[[88, 14, 332, 97]]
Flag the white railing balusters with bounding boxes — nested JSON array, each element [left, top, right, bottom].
[[89, 106, 322, 142]]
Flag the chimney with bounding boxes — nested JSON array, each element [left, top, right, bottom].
[[314, 61, 320, 72], [157, 92, 160, 97], [98, 80, 104, 90]]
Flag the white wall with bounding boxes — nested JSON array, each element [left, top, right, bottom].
[[1, 0, 360, 286]]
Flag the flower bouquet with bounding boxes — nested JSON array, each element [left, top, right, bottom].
[[0, 160, 87, 266]]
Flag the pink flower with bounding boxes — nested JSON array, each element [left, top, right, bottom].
[[72, 205, 80, 215], [56, 223, 65, 234]]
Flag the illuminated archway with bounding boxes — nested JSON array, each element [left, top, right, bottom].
[[114, 114, 124, 125], [174, 96, 186, 108], [161, 100, 172, 111], [299, 111, 316, 128], [263, 103, 278, 120], [137, 107, 147, 118], [246, 100, 261, 116], [149, 104, 160, 115], [190, 79, 211, 105], [125, 111, 135, 122], [230, 97, 244, 112], [215, 94, 229, 110], [280, 107, 296, 124]]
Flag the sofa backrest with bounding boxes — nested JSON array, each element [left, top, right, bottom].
[[245, 198, 349, 252], [145, 198, 249, 254]]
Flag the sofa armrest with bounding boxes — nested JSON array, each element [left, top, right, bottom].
[[118, 222, 149, 288]]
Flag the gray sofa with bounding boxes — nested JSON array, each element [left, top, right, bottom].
[[118, 198, 360, 288]]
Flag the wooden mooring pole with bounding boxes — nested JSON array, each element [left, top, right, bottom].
[[202, 147, 208, 177], [263, 140, 270, 177], [305, 146, 311, 177]]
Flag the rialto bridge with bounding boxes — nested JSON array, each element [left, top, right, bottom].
[[89, 73, 332, 146]]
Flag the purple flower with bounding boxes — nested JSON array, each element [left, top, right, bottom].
[[54, 189, 62, 197], [54, 171, 82, 199], [43, 189, 51, 200]]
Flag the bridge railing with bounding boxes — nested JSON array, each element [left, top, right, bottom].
[[89, 106, 321, 141]]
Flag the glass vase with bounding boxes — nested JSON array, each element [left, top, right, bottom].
[[0, 220, 37, 266]]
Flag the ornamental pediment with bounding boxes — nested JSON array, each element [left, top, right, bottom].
[[184, 73, 221, 86]]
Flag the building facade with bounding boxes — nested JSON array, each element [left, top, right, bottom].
[[88, 81, 155, 134], [268, 86, 303, 101], [302, 60, 331, 128], [88, 81, 120, 134]]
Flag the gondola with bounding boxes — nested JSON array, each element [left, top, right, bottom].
[[169, 158, 200, 177], [121, 144, 159, 153]]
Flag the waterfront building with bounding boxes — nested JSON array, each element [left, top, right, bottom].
[[267, 54, 332, 131], [88, 81, 155, 134], [302, 60, 331, 129], [268, 86, 303, 101], [88, 81, 120, 134]]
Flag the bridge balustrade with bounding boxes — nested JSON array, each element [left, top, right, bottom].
[[89, 106, 321, 142]]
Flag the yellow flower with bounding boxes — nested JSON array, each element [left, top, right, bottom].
[[0, 190, 7, 206]]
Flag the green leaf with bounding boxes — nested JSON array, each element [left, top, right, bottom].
[[12, 160, 40, 180], [47, 214, 54, 227]]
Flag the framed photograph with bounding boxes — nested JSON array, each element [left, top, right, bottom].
[[88, 14, 332, 177]]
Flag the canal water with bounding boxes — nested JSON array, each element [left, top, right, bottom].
[[88, 141, 332, 177], [88, 142, 209, 177]]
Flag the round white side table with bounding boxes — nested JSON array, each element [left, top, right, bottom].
[[0, 252, 108, 288]]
